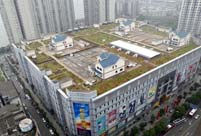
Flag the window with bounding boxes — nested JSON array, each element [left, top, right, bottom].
[[120, 68, 123, 71], [97, 67, 102, 71], [115, 71, 118, 73]]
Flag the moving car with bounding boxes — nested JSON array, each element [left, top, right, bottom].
[[195, 114, 200, 119]]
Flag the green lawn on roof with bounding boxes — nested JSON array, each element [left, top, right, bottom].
[[39, 60, 83, 84], [41, 39, 51, 46], [32, 53, 52, 64], [26, 42, 43, 50], [100, 23, 118, 32], [38, 61, 63, 73], [91, 63, 154, 95], [82, 32, 120, 45], [72, 28, 98, 36], [171, 41, 197, 57], [141, 25, 168, 37], [152, 41, 198, 66]]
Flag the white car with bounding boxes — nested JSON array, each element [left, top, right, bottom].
[[25, 94, 31, 100], [195, 114, 200, 119], [42, 118, 46, 123], [49, 129, 55, 135]]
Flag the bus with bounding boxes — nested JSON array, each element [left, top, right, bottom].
[[189, 108, 197, 117]]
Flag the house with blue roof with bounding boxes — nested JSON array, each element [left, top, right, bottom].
[[49, 34, 73, 51], [94, 52, 125, 79], [169, 31, 191, 47], [119, 19, 135, 33]]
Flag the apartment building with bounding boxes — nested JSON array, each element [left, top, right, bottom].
[[0, 0, 23, 44], [0, 0, 118, 45], [177, 0, 201, 36]]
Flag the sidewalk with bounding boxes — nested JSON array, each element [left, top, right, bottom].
[[19, 75, 65, 136]]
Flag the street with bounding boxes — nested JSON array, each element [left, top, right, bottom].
[[0, 55, 52, 136], [164, 109, 201, 136]]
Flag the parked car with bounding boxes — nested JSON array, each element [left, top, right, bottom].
[[25, 94, 31, 100], [42, 118, 46, 123], [49, 129, 55, 135]]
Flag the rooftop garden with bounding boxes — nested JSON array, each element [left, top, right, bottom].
[[31, 53, 52, 64], [152, 41, 198, 66], [91, 63, 155, 95], [38, 60, 83, 87], [171, 41, 197, 57], [140, 25, 168, 37], [99, 23, 118, 32], [81, 32, 120, 45], [41, 39, 51, 46], [72, 28, 98, 37], [26, 42, 43, 50]]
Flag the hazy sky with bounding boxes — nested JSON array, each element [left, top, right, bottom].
[[0, 14, 9, 47]]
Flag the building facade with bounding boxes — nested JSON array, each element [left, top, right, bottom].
[[177, 0, 201, 36], [12, 43, 201, 136], [106, 0, 116, 22], [115, 0, 139, 19], [0, 0, 23, 44]]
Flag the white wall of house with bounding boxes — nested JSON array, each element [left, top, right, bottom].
[[119, 22, 135, 33], [95, 58, 125, 79], [169, 32, 190, 47], [50, 36, 73, 51]]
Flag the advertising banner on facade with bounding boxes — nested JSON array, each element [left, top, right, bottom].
[[129, 100, 136, 114], [118, 105, 127, 121], [147, 86, 157, 103], [73, 103, 91, 136], [108, 126, 116, 135], [118, 119, 126, 128], [96, 116, 106, 135], [108, 109, 117, 128]]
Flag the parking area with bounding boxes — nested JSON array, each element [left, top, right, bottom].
[[126, 29, 163, 43], [59, 47, 106, 82]]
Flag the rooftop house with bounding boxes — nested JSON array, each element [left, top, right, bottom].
[[119, 19, 135, 33], [49, 34, 73, 51], [95, 53, 125, 79], [169, 31, 191, 47]]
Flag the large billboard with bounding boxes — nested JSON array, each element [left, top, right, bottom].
[[187, 62, 197, 79], [108, 109, 117, 128], [129, 100, 136, 115], [96, 116, 106, 135], [73, 103, 91, 136], [156, 70, 176, 98], [147, 86, 157, 103]]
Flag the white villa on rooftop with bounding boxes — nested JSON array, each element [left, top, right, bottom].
[[169, 31, 191, 47], [49, 34, 73, 51], [94, 52, 125, 79], [119, 19, 135, 33], [110, 40, 160, 59]]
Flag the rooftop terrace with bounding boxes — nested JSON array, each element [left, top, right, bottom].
[[23, 23, 198, 95]]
